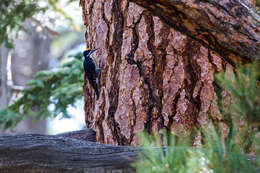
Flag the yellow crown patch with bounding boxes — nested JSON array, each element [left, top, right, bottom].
[[86, 48, 91, 51]]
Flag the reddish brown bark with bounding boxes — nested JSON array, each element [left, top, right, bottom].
[[80, 0, 236, 145], [129, 0, 260, 64]]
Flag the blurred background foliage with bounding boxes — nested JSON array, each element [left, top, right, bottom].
[[0, 52, 84, 129], [0, 0, 85, 134], [0, 0, 43, 48], [0, 0, 80, 48]]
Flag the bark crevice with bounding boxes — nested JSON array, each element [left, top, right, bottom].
[[81, 0, 248, 145]]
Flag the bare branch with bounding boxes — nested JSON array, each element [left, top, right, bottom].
[[30, 18, 60, 36]]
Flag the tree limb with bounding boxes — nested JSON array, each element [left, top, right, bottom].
[[129, 0, 260, 64], [0, 130, 138, 173], [0, 45, 10, 109], [30, 18, 60, 37]]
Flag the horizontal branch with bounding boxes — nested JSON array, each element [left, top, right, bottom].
[[0, 130, 138, 173], [129, 0, 260, 64], [30, 18, 60, 36]]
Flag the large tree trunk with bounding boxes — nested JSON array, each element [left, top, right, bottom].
[[81, 0, 258, 145]]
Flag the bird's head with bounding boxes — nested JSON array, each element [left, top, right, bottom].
[[83, 48, 99, 58]]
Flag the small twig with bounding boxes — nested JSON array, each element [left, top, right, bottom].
[[8, 84, 24, 92], [30, 18, 60, 36]]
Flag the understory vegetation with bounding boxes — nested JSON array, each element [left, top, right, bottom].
[[0, 53, 84, 129], [0, 0, 84, 130], [135, 62, 260, 173]]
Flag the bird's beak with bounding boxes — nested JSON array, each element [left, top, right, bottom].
[[90, 48, 99, 55]]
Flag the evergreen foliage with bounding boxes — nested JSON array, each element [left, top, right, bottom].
[[0, 0, 43, 48], [135, 63, 260, 172], [0, 0, 78, 48], [136, 127, 259, 173], [136, 131, 190, 173], [0, 52, 84, 129], [0, 0, 83, 130], [216, 62, 260, 127]]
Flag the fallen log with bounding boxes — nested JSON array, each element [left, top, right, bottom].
[[0, 130, 138, 173], [0, 130, 258, 173]]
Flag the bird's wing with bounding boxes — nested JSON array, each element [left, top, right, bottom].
[[84, 59, 96, 74], [90, 58, 101, 77], [96, 68, 101, 76], [87, 60, 98, 82]]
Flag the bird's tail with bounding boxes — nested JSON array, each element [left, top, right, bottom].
[[94, 87, 99, 99], [89, 77, 99, 100]]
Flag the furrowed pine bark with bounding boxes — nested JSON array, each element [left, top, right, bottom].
[[81, 0, 257, 145], [129, 0, 260, 64]]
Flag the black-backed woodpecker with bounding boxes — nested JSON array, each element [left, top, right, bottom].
[[83, 48, 100, 99]]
